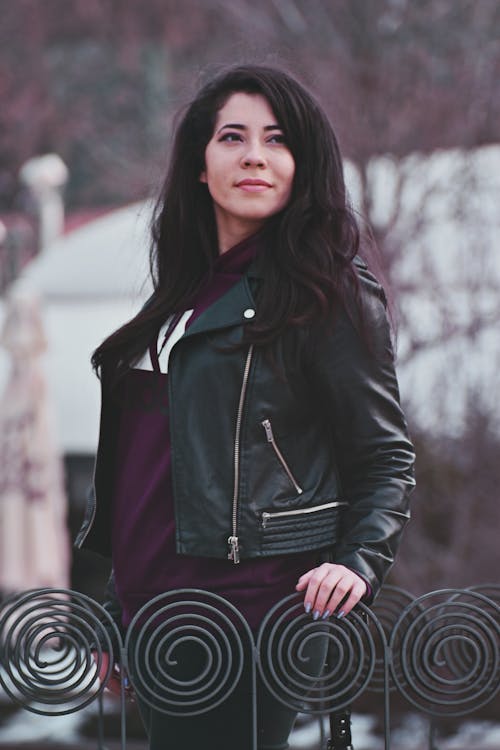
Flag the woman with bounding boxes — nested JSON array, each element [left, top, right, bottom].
[[76, 64, 415, 749]]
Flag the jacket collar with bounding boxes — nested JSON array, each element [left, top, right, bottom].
[[180, 273, 257, 339], [183, 254, 367, 338], [144, 253, 367, 339]]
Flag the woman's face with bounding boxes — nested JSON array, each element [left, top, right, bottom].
[[200, 92, 295, 252]]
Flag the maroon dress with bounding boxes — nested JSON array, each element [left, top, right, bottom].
[[111, 233, 316, 628]]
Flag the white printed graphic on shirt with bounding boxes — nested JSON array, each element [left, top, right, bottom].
[[133, 310, 194, 373]]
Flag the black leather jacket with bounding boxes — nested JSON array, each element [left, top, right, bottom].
[[75, 257, 415, 600]]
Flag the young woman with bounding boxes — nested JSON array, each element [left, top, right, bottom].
[[76, 64, 415, 750]]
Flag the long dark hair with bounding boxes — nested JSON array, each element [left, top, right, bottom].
[[92, 64, 365, 381]]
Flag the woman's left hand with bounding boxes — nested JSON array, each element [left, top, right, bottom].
[[295, 563, 367, 620]]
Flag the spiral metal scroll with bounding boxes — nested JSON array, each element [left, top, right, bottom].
[[468, 584, 500, 606], [0, 587, 121, 715], [370, 585, 421, 693], [256, 593, 385, 714], [390, 589, 500, 716], [124, 589, 254, 716]]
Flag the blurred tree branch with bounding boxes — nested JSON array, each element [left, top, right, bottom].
[[1, 0, 499, 599], [1, 0, 499, 208]]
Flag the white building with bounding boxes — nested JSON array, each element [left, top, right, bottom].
[[1, 201, 153, 454]]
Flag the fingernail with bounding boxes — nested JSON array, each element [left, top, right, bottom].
[[313, 610, 320, 621], [321, 609, 331, 620], [304, 602, 312, 614], [336, 610, 345, 619]]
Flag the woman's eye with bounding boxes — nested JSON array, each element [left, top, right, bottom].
[[267, 133, 286, 144], [219, 132, 242, 142]]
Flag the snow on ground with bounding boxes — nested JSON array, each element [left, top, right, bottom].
[[290, 713, 384, 749], [1, 699, 499, 749], [0, 703, 85, 743], [291, 713, 500, 750]]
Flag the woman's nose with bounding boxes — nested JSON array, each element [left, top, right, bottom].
[[241, 142, 266, 167]]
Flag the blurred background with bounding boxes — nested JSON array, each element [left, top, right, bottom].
[[0, 1, 499, 747]]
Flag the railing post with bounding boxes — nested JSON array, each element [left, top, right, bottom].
[[96, 692, 108, 750], [428, 717, 440, 750]]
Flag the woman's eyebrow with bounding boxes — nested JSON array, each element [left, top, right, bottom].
[[216, 123, 282, 134]]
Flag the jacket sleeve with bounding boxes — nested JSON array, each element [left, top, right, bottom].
[[310, 263, 415, 600]]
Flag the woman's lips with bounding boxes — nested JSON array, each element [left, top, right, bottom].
[[236, 179, 272, 192]]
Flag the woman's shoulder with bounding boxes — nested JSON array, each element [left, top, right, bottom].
[[353, 255, 388, 309], [306, 255, 393, 363]]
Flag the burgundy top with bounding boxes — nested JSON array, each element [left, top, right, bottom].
[[111, 232, 317, 629]]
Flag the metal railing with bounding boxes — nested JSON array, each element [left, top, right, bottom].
[[0, 585, 498, 749]]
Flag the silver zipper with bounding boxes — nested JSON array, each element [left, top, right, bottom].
[[228, 344, 254, 564], [262, 500, 348, 528], [261, 418, 303, 495]]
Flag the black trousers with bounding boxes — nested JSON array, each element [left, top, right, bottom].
[[131, 629, 327, 750]]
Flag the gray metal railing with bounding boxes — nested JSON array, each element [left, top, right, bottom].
[[0, 585, 498, 749]]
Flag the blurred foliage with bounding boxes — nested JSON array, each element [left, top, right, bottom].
[[1, 0, 499, 593], [0, 0, 499, 208], [391, 398, 500, 592]]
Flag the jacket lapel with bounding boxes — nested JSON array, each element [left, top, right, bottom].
[[180, 274, 257, 339]]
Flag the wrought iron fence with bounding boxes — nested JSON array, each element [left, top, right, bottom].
[[0, 584, 498, 749]]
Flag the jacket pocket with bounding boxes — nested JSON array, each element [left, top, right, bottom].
[[260, 500, 348, 554], [261, 418, 303, 494]]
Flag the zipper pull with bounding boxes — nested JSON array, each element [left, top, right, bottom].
[[227, 535, 240, 564], [262, 419, 273, 442]]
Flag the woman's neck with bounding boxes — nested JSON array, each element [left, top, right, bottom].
[[216, 217, 265, 255]]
